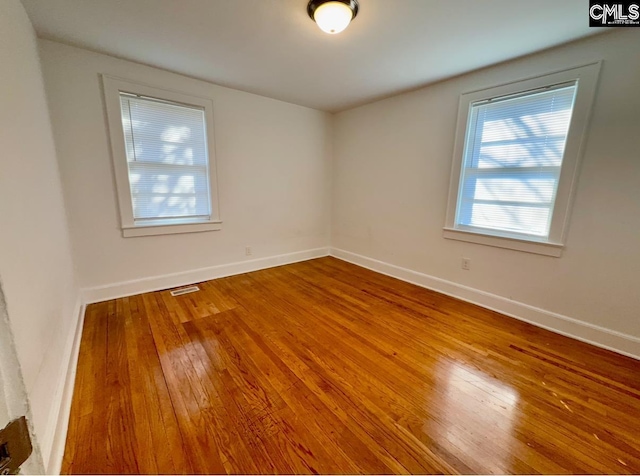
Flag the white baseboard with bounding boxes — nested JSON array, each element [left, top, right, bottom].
[[82, 247, 330, 304], [40, 297, 86, 474], [330, 248, 640, 361], [46, 246, 638, 475], [44, 247, 330, 474]]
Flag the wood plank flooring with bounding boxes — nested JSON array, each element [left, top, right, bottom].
[[62, 257, 640, 474]]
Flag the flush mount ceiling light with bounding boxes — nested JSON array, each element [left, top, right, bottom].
[[307, 0, 359, 34]]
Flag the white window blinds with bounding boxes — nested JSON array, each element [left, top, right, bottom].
[[119, 93, 212, 224], [455, 84, 577, 238]]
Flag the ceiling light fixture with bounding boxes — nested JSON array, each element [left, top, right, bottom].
[[307, 0, 359, 35]]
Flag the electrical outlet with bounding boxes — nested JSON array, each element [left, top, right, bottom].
[[245, 246, 252, 256], [461, 258, 471, 270]]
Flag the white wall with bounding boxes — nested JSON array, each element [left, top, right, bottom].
[[5, 8, 635, 474], [332, 30, 640, 344], [0, 0, 79, 470], [39, 40, 332, 292]]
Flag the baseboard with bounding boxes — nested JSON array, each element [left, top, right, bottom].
[[48, 246, 638, 475], [82, 247, 330, 304], [40, 297, 86, 474], [330, 248, 640, 361], [40, 248, 329, 473]]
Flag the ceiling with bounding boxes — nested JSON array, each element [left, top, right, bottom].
[[22, 0, 601, 112]]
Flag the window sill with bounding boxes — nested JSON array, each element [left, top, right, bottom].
[[122, 220, 222, 238], [443, 227, 563, 257]]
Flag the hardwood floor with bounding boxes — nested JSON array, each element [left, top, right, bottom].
[[63, 257, 640, 474]]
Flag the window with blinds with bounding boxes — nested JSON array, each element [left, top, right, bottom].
[[455, 84, 577, 239], [119, 93, 212, 225]]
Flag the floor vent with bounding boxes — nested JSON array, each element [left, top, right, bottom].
[[170, 285, 200, 296]]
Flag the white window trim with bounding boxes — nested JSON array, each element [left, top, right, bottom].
[[444, 62, 601, 257], [102, 75, 221, 238]]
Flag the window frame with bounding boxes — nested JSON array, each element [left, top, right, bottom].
[[443, 62, 601, 257], [102, 75, 221, 238]]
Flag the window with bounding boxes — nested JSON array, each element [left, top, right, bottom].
[[444, 63, 600, 256], [103, 76, 220, 237]]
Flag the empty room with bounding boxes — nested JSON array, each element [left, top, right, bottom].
[[1, 0, 639, 474]]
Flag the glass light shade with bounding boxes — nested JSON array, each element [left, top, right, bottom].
[[313, 1, 354, 34]]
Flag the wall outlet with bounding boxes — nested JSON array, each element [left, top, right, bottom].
[[245, 246, 252, 256], [461, 258, 471, 270]]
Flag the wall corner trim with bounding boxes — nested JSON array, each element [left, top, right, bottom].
[[329, 247, 640, 361]]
